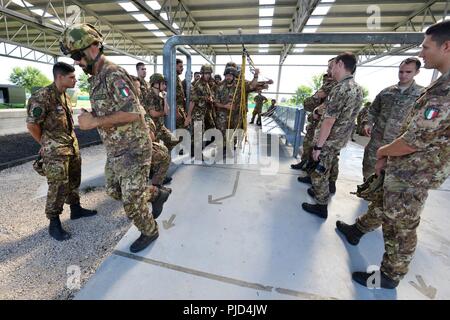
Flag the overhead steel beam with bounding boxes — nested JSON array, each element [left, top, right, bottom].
[[132, 0, 215, 64], [163, 32, 424, 131], [279, 0, 320, 66], [0, 0, 156, 63], [357, 0, 440, 65]]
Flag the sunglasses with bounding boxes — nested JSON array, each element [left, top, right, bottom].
[[70, 50, 86, 61]]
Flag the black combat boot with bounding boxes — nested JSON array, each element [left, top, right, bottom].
[[297, 175, 312, 184], [162, 176, 172, 185], [329, 181, 337, 194], [49, 217, 71, 241], [352, 271, 399, 289], [151, 189, 170, 219], [129, 232, 159, 253], [302, 202, 328, 219], [154, 184, 172, 194], [336, 221, 365, 245], [307, 187, 316, 198], [70, 204, 97, 220], [291, 160, 307, 170]]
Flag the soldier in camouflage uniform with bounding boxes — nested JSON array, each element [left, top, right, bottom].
[[142, 73, 180, 153], [136, 62, 150, 103], [131, 76, 171, 192], [294, 59, 339, 194], [26, 62, 97, 241], [338, 21, 450, 288], [60, 23, 170, 253], [185, 64, 215, 134], [302, 52, 363, 219], [361, 57, 425, 179], [250, 90, 268, 125], [176, 59, 187, 129], [353, 101, 371, 137]]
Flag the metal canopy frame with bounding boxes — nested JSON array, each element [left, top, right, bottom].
[[0, 0, 157, 63], [163, 32, 424, 130]]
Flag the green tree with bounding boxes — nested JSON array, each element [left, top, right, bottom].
[[9, 66, 51, 93], [78, 73, 91, 94], [362, 86, 370, 104], [289, 85, 313, 106], [311, 73, 324, 91]]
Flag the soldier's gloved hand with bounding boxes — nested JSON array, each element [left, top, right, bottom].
[[312, 149, 321, 162], [78, 111, 98, 130], [375, 157, 387, 176]]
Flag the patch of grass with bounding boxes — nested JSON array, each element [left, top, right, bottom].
[[0, 103, 26, 109]]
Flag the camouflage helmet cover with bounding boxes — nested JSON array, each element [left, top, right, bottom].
[[200, 64, 213, 74], [60, 23, 103, 55], [225, 62, 238, 69], [223, 66, 238, 77], [355, 171, 385, 202], [149, 73, 166, 84]]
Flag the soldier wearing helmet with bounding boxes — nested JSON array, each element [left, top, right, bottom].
[[142, 73, 180, 156], [60, 23, 170, 253], [185, 64, 215, 151]]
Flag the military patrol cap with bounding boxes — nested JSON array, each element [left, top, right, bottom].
[[355, 171, 385, 201], [60, 23, 103, 55], [33, 156, 45, 176]]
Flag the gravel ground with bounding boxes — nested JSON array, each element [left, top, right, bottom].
[[0, 144, 132, 300]]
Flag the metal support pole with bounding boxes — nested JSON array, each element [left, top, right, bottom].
[[153, 55, 157, 74], [275, 64, 282, 102]]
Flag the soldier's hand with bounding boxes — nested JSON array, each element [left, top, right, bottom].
[[78, 111, 98, 130], [254, 68, 260, 76], [317, 90, 327, 99], [267, 79, 274, 85], [375, 157, 387, 176], [184, 115, 191, 127], [363, 124, 372, 137], [312, 149, 321, 162]]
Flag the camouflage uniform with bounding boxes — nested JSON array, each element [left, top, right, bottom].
[[89, 59, 158, 237], [146, 117, 170, 186], [205, 78, 218, 131], [302, 75, 339, 181], [176, 75, 187, 129], [362, 81, 424, 179], [311, 75, 363, 204], [26, 83, 81, 219], [142, 88, 179, 152], [355, 103, 370, 135], [138, 77, 151, 104], [251, 93, 267, 125], [215, 80, 239, 139], [355, 70, 449, 282], [190, 78, 214, 133]]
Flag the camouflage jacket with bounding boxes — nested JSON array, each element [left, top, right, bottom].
[[191, 78, 213, 113], [138, 77, 151, 103], [142, 88, 165, 127], [386, 70, 450, 189], [89, 59, 151, 161], [254, 94, 268, 112], [303, 74, 337, 112], [26, 83, 79, 157], [318, 75, 364, 151], [176, 75, 185, 109], [367, 81, 425, 144]]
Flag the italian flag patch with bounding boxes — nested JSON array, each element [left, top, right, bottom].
[[120, 87, 130, 97], [424, 107, 439, 120]]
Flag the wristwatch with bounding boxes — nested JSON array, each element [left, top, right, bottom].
[[313, 145, 322, 151]]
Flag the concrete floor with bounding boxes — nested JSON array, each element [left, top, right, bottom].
[[74, 124, 450, 300]]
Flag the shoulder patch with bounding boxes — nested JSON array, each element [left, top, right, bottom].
[[115, 79, 130, 98], [424, 107, 440, 120], [32, 106, 43, 118]]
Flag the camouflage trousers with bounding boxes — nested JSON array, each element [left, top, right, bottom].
[[251, 108, 262, 124], [205, 108, 216, 131], [310, 149, 340, 205], [176, 106, 187, 129], [362, 136, 383, 180], [150, 142, 170, 185], [355, 178, 428, 281], [105, 156, 159, 237], [156, 123, 179, 153], [44, 154, 81, 219], [300, 119, 318, 163]]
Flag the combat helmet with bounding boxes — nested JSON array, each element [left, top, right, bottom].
[[60, 23, 103, 55], [149, 73, 166, 85], [200, 64, 213, 74], [223, 66, 239, 77]]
